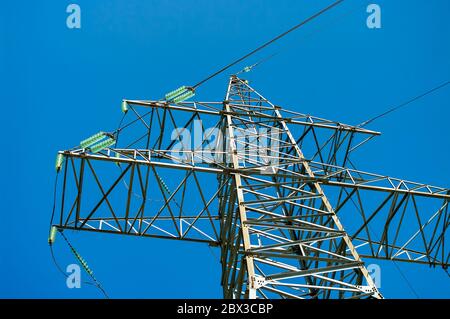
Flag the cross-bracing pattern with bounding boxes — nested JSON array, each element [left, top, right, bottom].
[[53, 75, 449, 299]]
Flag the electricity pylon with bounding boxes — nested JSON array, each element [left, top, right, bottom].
[[51, 75, 449, 299]]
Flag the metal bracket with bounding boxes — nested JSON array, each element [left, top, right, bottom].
[[250, 275, 266, 290]]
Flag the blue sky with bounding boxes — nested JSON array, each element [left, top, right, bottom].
[[1, 0, 449, 298]]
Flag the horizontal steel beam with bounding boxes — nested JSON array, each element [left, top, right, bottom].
[[124, 100, 380, 135], [56, 226, 219, 245], [59, 151, 450, 200]]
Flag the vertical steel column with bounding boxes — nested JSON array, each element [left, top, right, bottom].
[[223, 77, 257, 299]]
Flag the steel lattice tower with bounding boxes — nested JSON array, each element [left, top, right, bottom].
[[51, 75, 449, 299]]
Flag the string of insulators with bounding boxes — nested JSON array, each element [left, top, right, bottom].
[[156, 173, 184, 211], [165, 86, 186, 100], [165, 86, 195, 104], [69, 246, 95, 276], [48, 228, 87, 270], [173, 90, 195, 104], [55, 153, 64, 172], [79, 132, 116, 153], [90, 137, 115, 153], [54, 230, 108, 297], [48, 226, 58, 245], [47, 227, 92, 273], [59, 231, 96, 278], [157, 175, 172, 195], [121, 100, 128, 113], [80, 132, 105, 149], [242, 66, 251, 73]]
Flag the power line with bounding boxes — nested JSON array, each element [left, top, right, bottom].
[[444, 267, 450, 279], [49, 244, 97, 288], [118, 0, 345, 130], [48, 231, 109, 298], [236, 1, 359, 75], [358, 80, 450, 127], [192, 0, 345, 89], [392, 260, 420, 299]]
